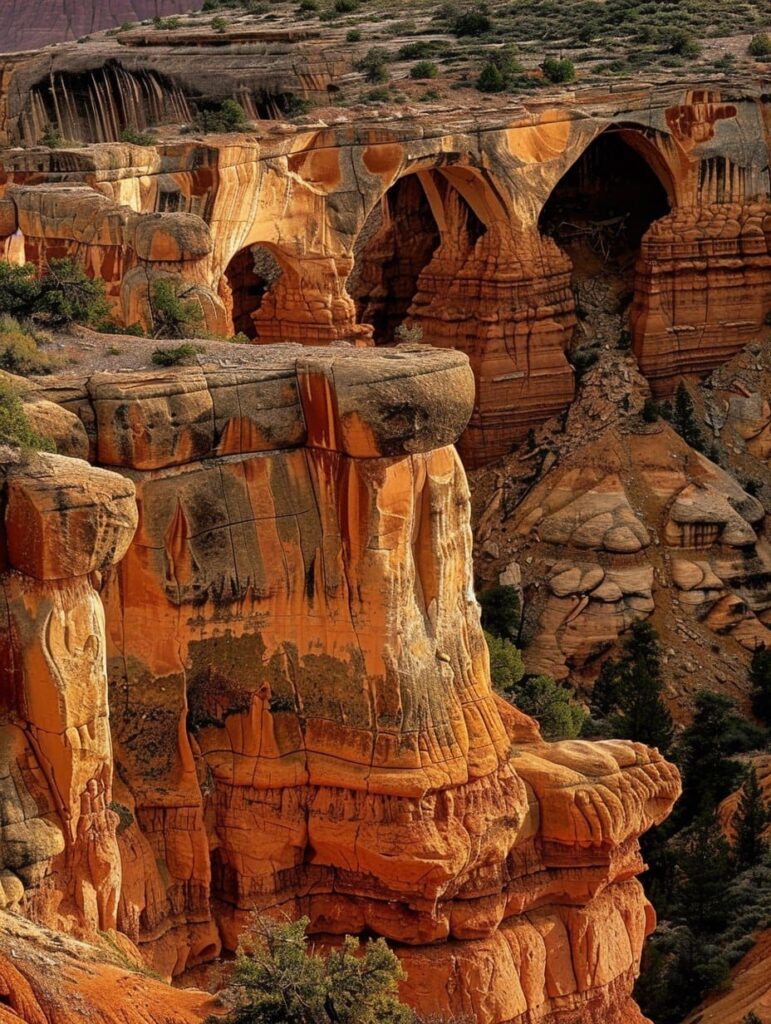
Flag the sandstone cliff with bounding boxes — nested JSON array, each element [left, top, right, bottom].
[[0, 343, 680, 1024], [0, 2, 196, 53]]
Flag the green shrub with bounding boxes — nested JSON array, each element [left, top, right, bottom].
[[120, 125, 155, 146], [151, 343, 200, 366], [0, 316, 53, 375], [477, 60, 505, 92], [670, 30, 701, 58], [0, 378, 54, 453], [452, 8, 493, 37], [0, 263, 42, 320], [299, 0, 318, 9], [211, 16, 228, 30], [0, 259, 111, 329], [195, 99, 251, 133], [748, 33, 771, 57], [363, 87, 391, 102], [214, 915, 413, 1024], [152, 15, 181, 29], [149, 279, 204, 339], [355, 47, 390, 83], [514, 674, 587, 740], [410, 60, 439, 79], [334, 0, 358, 10], [541, 57, 576, 83], [36, 258, 111, 327], [478, 584, 521, 639], [486, 632, 525, 694], [346, 28, 361, 41], [41, 125, 64, 148]]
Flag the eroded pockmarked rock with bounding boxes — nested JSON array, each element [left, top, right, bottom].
[[1, 344, 680, 1024]]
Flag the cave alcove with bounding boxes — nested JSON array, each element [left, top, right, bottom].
[[225, 244, 283, 340]]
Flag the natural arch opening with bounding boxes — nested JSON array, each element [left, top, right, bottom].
[[349, 170, 486, 345], [225, 244, 283, 340], [539, 131, 670, 267], [539, 129, 671, 360]]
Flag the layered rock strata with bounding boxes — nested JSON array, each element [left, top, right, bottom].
[[0, 77, 767, 465], [471, 346, 770, 711], [1, 344, 680, 1023]]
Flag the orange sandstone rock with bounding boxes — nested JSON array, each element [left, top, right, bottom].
[[1, 345, 680, 1024]]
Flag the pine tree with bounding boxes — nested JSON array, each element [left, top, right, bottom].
[[672, 381, 704, 452], [750, 643, 771, 725], [591, 656, 623, 718], [678, 690, 744, 821], [734, 765, 769, 870], [675, 810, 733, 933], [617, 622, 674, 752]]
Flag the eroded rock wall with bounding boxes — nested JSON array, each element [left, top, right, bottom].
[[0, 84, 767, 466], [1, 345, 680, 1024]]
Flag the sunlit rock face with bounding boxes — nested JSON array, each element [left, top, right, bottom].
[[0, 71, 767, 467], [1, 346, 679, 1024]]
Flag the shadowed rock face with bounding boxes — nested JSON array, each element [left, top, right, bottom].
[[0, 2, 196, 53], [0, 345, 679, 1024]]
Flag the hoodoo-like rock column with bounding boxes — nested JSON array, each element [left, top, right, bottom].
[[0, 448, 137, 935]]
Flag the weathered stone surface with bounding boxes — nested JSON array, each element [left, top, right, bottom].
[[0, 346, 680, 1024], [472, 349, 771, 694], [0, 69, 766, 467]]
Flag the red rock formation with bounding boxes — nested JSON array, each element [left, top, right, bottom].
[[0, 2, 196, 54], [0, 344, 680, 1024], [0, 911, 218, 1024], [471, 345, 770, 706], [633, 200, 771, 393]]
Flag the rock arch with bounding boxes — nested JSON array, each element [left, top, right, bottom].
[[348, 160, 576, 467], [223, 243, 284, 341]]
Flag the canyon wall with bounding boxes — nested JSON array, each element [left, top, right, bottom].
[[0, 2, 197, 54], [1, 345, 680, 1023], [0, 63, 767, 465]]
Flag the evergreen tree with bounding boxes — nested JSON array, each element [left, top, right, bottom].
[[478, 584, 520, 640], [675, 810, 733, 933], [678, 690, 744, 822], [615, 622, 674, 753], [591, 656, 623, 718], [734, 765, 769, 870], [672, 381, 704, 451], [750, 643, 771, 725], [741, 1013, 763, 1024], [591, 621, 673, 753], [217, 915, 413, 1024]]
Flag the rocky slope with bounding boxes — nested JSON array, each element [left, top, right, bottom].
[[0, 1, 196, 53], [0, 341, 680, 1024], [471, 326, 771, 714]]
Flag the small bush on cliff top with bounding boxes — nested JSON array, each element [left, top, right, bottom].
[[354, 47, 391, 83], [151, 343, 200, 367], [213, 915, 414, 1024], [748, 33, 771, 57], [540, 57, 576, 84], [194, 99, 251, 133], [149, 279, 204, 339], [0, 378, 53, 454], [0, 258, 110, 329]]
